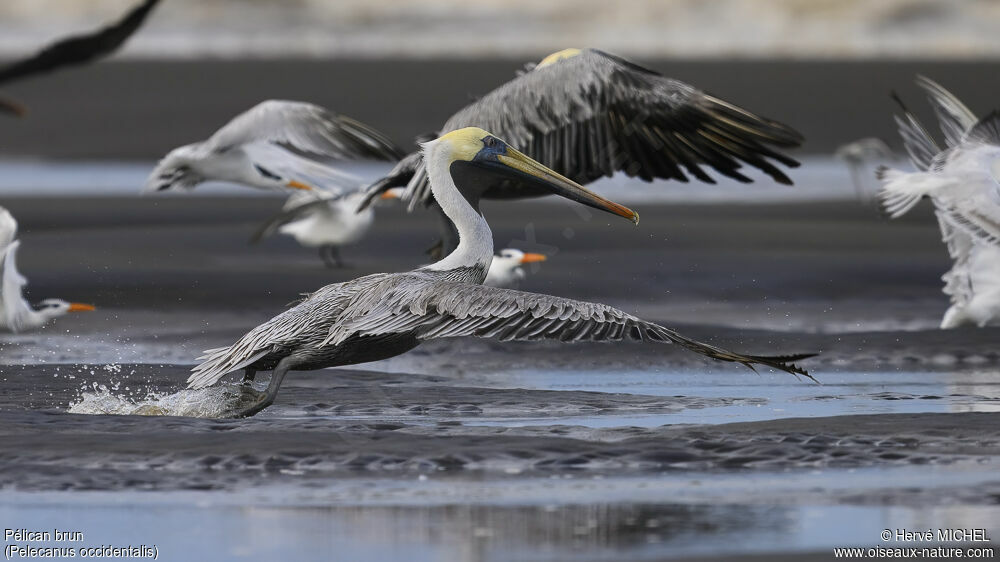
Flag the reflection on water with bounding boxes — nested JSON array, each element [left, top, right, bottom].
[[4, 489, 999, 561]]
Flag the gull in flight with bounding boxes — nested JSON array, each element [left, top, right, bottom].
[[145, 100, 403, 194], [0, 206, 95, 333], [188, 127, 815, 418], [877, 76, 1000, 328], [484, 249, 548, 288]]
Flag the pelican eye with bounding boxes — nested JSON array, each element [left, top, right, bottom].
[[483, 136, 501, 149]]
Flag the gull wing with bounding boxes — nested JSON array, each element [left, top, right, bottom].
[[241, 141, 363, 194], [916, 76, 977, 147], [0, 0, 159, 86], [937, 212, 976, 307], [205, 101, 404, 162], [890, 91, 943, 172], [324, 276, 816, 379], [0, 241, 32, 332]]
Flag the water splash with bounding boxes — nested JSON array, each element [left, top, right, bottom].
[[68, 384, 235, 418]]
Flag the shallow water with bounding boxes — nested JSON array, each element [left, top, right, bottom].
[[2, 179, 999, 560]]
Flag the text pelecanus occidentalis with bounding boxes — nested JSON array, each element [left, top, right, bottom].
[[189, 127, 815, 418], [877, 76, 1000, 328], [362, 48, 803, 217], [0, 207, 95, 333], [0, 0, 161, 117], [145, 100, 403, 193]]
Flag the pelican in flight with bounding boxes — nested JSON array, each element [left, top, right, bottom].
[[362, 48, 803, 250], [485, 249, 547, 288], [145, 100, 403, 193], [188, 127, 815, 418], [251, 188, 403, 268], [0, 0, 160, 117], [877, 76, 1000, 328], [0, 207, 94, 332]]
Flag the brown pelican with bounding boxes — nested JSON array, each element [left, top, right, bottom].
[[877, 76, 1000, 328], [188, 127, 815, 418], [0, 207, 94, 332], [485, 249, 547, 288], [250, 188, 403, 268], [0, 0, 160, 116], [145, 100, 403, 193], [362, 48, 803, 233]]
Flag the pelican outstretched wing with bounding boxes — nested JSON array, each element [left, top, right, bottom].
[[205, 100, 404, 162], [390, 49, 803, 208], [0, 241, 31, 332], [324, 276, 816, 379]]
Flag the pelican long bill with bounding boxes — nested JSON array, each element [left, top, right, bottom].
[[490, 144, 639, 225]]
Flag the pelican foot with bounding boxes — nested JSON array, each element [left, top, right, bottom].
[[220, 386, 271, 419]]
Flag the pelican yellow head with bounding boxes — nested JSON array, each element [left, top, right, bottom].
[[434, 127, 639, 225], [536, 48, 583, 69]]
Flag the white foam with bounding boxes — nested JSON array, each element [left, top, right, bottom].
[[68, 383, 233, 417]]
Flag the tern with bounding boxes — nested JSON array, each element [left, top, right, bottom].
[[484, 249, 547, 288], [877, 76, 1000, 328], [0, 207, 94, 332], [250, 188, 403, 268], [188, 127, 815, 418]]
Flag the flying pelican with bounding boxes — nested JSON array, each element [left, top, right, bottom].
[[250, 188, 403, 268], [188, 127, 815, 418], [361, 48, 803, 253], [484, 249, 547, 288], [145, 100, 403, 193], [0, 0, 160, 116], [877, 76, 1000, 328]]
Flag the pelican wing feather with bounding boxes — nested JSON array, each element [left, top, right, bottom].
[[393, 49, 803, 209], [323, 275, 816, 379]]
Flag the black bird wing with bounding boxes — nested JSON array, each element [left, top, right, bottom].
[[0, 0, 161, 86], [390, 48, 803, 209]]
